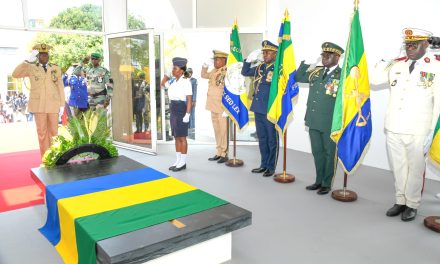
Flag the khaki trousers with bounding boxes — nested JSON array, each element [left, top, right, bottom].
[[211, 112, 228, 157], [34, 113, 59, 156], [386, 131, 426, 209]]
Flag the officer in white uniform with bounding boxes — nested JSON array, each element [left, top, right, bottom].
[[371, 28, 440, 221]]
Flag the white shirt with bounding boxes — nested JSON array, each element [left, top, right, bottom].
[[165, 76, 192, 101]]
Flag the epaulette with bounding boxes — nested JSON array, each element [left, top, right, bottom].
[[394, 56, 408, 62], [308, 66, 323, 81], [435, 55, 440, 62]]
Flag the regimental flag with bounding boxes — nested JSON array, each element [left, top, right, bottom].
[[330, 6, 372, 174], [267, 11, 299, 136], [222, 20, 249, 129], [429, 115, 440, 166], [39, 168, 227, 264]]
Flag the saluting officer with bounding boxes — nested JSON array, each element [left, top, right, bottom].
[[73, 52, 113, 109], [12, 44, 65, 156], [201, 50, 229, 163], [371, 28, 440, 221], [241, 40, 279, 177], [295, 42, 344, 195]]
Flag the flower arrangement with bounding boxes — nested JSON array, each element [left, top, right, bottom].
[[42, 109, 118, 167]]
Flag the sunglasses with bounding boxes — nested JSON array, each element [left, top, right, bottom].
[[404, 42, 421, 49]]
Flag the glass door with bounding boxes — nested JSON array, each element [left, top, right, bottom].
[[104, 30, 157, 154]]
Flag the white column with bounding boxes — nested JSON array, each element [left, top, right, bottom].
[[103, 0, 127, 34]]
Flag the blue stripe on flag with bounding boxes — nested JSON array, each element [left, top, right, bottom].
[[39, 167, 168, 245], [222, 88, 249, 129], [337, 98, 372, 172], [276, 70, 299, 131]]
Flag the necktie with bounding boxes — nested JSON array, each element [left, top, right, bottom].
[[409, 60, 416, 74], [322, 68, 329, 79], [42, 64, 47, 73]]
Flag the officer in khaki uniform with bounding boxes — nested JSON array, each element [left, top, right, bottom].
[[295, 42, 344, 195], [12, 44, 65, 156], [73, 52, 113, 109], [201, 50, 229, 163], [371, 28, 440, 221]]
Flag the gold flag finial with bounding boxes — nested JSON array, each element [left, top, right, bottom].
[[354, 0, 359, 9], [234, 17, 237, 26], [284, 8, 289, 17]]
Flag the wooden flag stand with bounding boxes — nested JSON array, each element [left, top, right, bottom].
[[274, 131, 295, 183], [331, 172, 357, 202], [226, 122, 244, 167]]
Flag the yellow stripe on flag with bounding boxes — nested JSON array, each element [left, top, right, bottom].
[[332, 53, 369, 142], [55, 177, 196, 264]]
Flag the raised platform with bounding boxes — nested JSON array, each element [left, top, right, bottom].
[[31, 156, 251, 263]]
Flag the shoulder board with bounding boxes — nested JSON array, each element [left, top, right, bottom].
[[394, 56, 408, 62], [435, 55, 440, 62], [308, 67, 323, 81]]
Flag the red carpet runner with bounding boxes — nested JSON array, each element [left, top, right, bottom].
[[0, 150, 44, 213]]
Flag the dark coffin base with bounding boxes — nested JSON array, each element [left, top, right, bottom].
[[97, 204, 251, 264], [31, 156, 252, 264]]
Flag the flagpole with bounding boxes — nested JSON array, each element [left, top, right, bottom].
[[274, 130, 295, 183], [226, 122, 244, 167], [331, 0, 361, 201]]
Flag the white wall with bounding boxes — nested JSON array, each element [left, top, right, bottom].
[[266, 0, 440, 175]]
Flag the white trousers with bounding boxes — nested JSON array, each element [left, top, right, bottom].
[[386, 131, 426, 209]]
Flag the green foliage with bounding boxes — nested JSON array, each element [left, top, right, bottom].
[[42, 109, 118, 168], [31, 4, 146, 72]]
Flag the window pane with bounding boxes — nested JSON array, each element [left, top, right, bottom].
[[26, 0, 103, 31], [0, 0, 24, 28]]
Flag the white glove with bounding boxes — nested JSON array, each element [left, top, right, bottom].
[[182, 113, 190, 123], [423, 131, 434, 155], [27, 50, 38, 63], [221, 111, 228, 118], [309, 56, 322, 68], [59, 106, 65, 116], [246, 49, 262, 63], [203, 58, 214, 68]]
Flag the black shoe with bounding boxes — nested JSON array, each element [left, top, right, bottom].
[[172, 164, 186, 172], [306, 183, 321, 191], [208, 155, 221, 161], [317, 187, 331, 195], [252, 167, 266, 173], [401, 207, 417, 222], [168, 165, 176, 171], [263, 170, 275, 177], [386, 204, 406, 217], [217, 156, 228, 163]]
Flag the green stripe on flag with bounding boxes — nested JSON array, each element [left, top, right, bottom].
[[75, 190, 228, 264], [230, 24, 243, 63], [331, 8, 364, 136]]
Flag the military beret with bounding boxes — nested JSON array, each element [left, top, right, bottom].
[[32, 43, 52, 53], [213, 50, 228, 59], [172, 57, 187, 68], [261, 40, 278, 51], [321, 42, 344, 55], [403, 27, 432, 42], [91, 52, 102, 59]]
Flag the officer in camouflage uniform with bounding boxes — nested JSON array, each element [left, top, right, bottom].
[[73, 52, 113, 109], [295, 42, 344, 195]]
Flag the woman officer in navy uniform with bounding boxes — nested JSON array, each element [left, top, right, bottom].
[[160, 57, 193, 172]]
